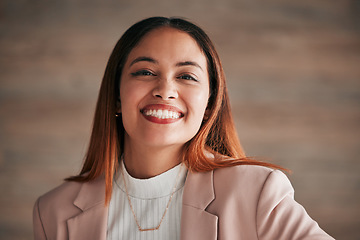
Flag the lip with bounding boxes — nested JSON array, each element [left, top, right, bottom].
[[140, 104, 184, 124]]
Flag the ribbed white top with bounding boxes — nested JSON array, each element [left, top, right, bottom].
[[107, 161, 187, 240]]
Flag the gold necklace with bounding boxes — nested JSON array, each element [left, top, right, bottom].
[[120, 163, 183, 231]]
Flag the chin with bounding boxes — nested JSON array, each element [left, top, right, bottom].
[[140, 135, 189, 149]]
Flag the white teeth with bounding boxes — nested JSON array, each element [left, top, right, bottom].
[[143, 109, 181, 119]]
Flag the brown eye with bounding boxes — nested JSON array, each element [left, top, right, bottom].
[[177, 74, 198, 82], [131, 70, 155, 76]]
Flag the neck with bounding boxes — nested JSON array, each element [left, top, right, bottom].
[[123, 139, 183, 179]]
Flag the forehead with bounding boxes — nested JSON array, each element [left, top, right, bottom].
[[125, 27, 207, 66]]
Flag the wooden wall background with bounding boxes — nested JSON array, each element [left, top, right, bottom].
[[0, 0, 359, 239]]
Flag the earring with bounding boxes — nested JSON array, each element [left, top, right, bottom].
[[203, 108, 210, 122], [115, 113, 120, 117], [202, 115, 209, 122]]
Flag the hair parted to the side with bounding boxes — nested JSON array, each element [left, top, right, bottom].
[[66, 17, 285, 204]]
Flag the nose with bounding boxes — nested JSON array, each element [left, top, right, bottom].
[[152, 79, 178, 100]]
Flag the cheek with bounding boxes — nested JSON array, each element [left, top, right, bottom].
[[120, 82, 146, 111], [119, 83, 142, 134], [185, 87, 210, 117]]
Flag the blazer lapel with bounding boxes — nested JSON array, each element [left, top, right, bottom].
[[181, 170, 218, 240], [67, 176, 108, 240]]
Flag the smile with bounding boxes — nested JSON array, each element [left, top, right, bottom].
[[140, 104, 184, 124], [143, 109, 181, 119]]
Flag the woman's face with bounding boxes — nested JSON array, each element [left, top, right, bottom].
[[119, 27, 210, 149]]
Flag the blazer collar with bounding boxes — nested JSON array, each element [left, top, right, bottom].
[[182, 169, 215, 208], [67, 176, 108, 240], [181, 170, 218, 240], [73, 176, 106, 210], [65, 169, 218, 240]]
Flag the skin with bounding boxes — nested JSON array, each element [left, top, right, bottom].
[[119, 27, 210, 178]]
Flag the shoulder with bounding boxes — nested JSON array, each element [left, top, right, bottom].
[[208, 164, 294, 213], [186, 164, 293, 205], [33, 177, 106, 239], [212, 164, 292, 194], [213, 164, 275, 179], [192, 165, 334, 239], [34, 180, 84, 223], [36, 174, 106, 210], [33, 180, 84, 239], [37, 180, 83, 210]]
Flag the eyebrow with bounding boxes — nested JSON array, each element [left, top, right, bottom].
[[176, 61, 203, 71], [130, 56, 158, 66], [129, 56, 203, 71]]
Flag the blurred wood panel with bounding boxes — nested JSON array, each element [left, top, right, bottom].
[[0, 0, 359, 239]]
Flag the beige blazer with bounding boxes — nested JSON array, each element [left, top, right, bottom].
[[33, 165, 334, 240]]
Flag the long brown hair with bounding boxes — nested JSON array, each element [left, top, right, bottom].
[[67, 17, 284, 204]]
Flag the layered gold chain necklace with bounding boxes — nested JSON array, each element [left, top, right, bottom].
[[120, 163, 184, 231]]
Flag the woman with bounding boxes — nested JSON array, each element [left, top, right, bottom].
[[33, 17, 334, 240]]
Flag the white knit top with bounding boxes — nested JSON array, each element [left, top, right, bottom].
[[107, 161, 187, 240]]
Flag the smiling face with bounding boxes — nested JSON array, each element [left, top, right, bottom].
[[119, 27, 210, 150]]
